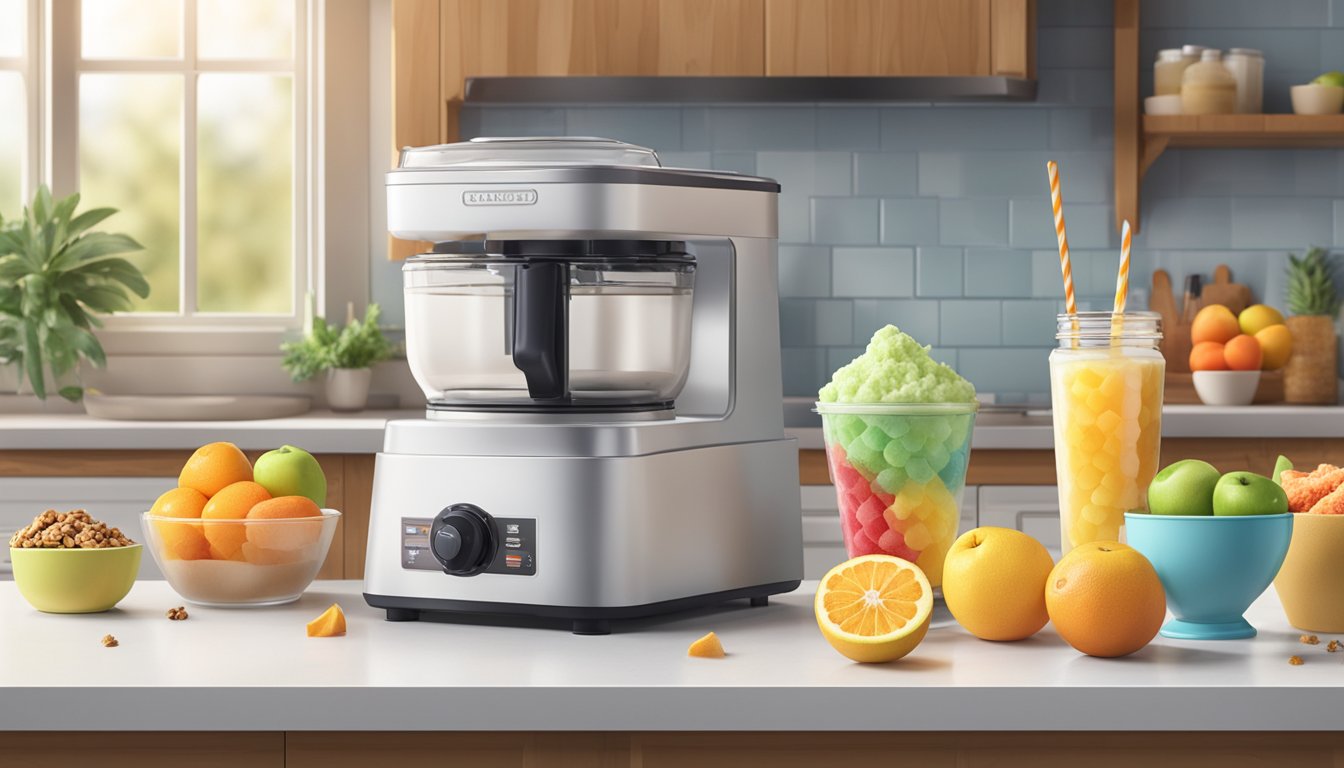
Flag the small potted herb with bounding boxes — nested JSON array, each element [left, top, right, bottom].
[[281, 302, 396, 412], [0, 186, 149, 401], [1283, 247, 1340, 404]]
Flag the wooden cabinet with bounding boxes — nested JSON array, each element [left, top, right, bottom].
[[765, 0, 1035, 78]]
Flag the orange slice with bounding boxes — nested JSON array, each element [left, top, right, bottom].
[[688, 631, 725, 658], [306, 603, 346, 637], [814, 555, 933, 663]]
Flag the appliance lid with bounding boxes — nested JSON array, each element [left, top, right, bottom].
[[399, 137, 661, 170], [411, 239, 695, 264]]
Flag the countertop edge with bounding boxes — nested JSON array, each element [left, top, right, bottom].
[[2, 686, 1339, 732]]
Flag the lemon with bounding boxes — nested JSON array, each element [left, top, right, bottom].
[[814, 555, 933, 663], [942, 527, 1054, 641], [1238, 304, 1285, 336]]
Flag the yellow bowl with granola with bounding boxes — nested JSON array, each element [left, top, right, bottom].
[[9, 510, 141, 614], [1273, 463, 1344, 632]]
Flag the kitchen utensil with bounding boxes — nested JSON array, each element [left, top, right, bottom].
[[816, 402, 977, 587], [363, 137, 802, 634], [1291, 83, 1344, 115], [141, 510, 340, 606], [1126, 512, 1292, 640], [1274, 513, 1344, 632], [1050, 312, 1164, 553], [84, 394, 312, 421], [1200, 265, 1252, 316], [10, 544, 142, 613], [1192, 370, 1261, 406]]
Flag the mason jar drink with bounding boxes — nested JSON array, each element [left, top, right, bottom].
[[1049, 312, 1164, 552]]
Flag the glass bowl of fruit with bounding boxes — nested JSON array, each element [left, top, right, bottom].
[[817, 402, 977, 588], [141, 441, 339, 606]]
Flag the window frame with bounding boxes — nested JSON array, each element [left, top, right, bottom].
[[42, 0, 325, 354], [1, 0, 40, 215]]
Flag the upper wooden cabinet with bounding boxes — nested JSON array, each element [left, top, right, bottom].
[[440, 0, 766, 101], [767, 0, 1035, 78]]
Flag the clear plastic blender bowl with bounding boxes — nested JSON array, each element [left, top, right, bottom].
[[816, 402, 978, 588], [404, 240, 695, 409]]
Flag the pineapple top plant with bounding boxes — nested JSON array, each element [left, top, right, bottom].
[[1286, 247, 1340, 318]]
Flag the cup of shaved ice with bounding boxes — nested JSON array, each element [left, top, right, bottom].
[[817, 326, 978, 588]]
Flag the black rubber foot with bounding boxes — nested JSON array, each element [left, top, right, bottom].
[[385, 607, 421, 622], [749, 595, 769, 607], [572, 619, 611, 635]]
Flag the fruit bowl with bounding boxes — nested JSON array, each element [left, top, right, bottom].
[[1192, 370, 1260, 406], [817, 402, 977, 587], [141, 510, 340, 606], [1274, 513, 1344, 632], [1125, 511, 1292, 639], [10, 545, 142, 613]]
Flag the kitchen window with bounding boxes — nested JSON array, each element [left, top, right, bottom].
[[3, 0, 381, 365]]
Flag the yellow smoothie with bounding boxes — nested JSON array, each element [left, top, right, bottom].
[[1049, 347, 1164, 551]]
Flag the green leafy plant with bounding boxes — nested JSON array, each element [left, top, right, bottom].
[[281, 303, 396, 381], [0, 186, 149, 400], [1286, 247, 1340, 317]]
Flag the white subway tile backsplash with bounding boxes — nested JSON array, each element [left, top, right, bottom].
[[813, 198, 880, 245], [880, 198, 940, 245], [854, 152, 918, 197], [832, 248, 915, 297], [939, 300, 1002, 346], [964, 249, 1034, 298], [940, 199, 1009, 246], [916, 247, 965, 298]]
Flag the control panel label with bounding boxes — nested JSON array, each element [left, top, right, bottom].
[[401, 516, 536, 576]]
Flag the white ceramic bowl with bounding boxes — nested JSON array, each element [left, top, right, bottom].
[[1192, 370, 1261, 406], [1145, 94, 1183, 115], [1291, 84, 1344, 115]]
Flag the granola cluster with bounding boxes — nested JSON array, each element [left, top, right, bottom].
[[8, 510, 134, 549]]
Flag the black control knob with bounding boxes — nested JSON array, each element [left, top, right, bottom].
[[429, 504, 496, 576]]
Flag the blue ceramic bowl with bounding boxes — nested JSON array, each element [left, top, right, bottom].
[[1125, 512, 1293, 640]]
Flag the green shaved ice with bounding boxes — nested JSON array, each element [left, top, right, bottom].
[[831, 414, 866, 446], [925, 441, 951, 473], [938, 448, 968, 488], [819, 325, 976, 404], [845, 439, 886, 477], [876, 466, 909, 494], [859, 425, 892, 452], [905, 456, 934, 484], [899, 431, 925, 453], [946, 415, 971, 450], [867, 415, 911, 438], [883, 440, 910, 468]]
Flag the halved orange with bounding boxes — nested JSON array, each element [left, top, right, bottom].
[[814, 554, 933, 663]]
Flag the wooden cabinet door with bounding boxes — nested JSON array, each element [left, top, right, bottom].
[[766, 0, 1032, 78], [441, 0, 765, 102]]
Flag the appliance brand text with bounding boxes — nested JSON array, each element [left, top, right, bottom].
[[462, 189, 538, 206]]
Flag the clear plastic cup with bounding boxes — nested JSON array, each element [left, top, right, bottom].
[[1049, 312, 1164, 553], [816, 402, 978, 587]]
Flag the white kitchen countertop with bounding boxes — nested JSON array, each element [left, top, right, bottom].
[[0, 580, 1337, 732], [2, 404, 1342, 454]]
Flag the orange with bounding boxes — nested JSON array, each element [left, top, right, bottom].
[[1223, 334, 1262, 371], [814, 555, 933, 663], [942, 527, 1054, 641], [201, 481, 272, 560], [149, 487, 211, 561], [687, 631, 726, 658], [1190, 304, 1240, 346], [1188, 340, 1228, 372], [306, 603, 346, 637], [1045, 541, 1166, 658], [179, 442, 253, 497], [245, 496, 323, 552], [1254, 324, 1292, 370]]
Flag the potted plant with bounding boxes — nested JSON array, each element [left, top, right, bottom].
[[1283, 247, 1340, 404], [281, 302, 396, 412], [0, 186, 149, 401]]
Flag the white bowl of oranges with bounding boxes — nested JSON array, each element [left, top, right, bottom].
[[1188, 304, 1292, 407], [141, 442, 339, 606]]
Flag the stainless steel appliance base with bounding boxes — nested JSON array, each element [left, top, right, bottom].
[[364, 580, 799, 635]]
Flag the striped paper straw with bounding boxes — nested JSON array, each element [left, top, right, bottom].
[[1114, 219, 1132, 315], [1046, 161, 1077, 315]]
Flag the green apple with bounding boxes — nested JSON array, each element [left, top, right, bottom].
[[1273, 455, 1294, 486], [1314, 71, 1344, 88], [1147, 459, 1220, 516], [1213, 471, 1289, 517], [254, 445, 327, 507]]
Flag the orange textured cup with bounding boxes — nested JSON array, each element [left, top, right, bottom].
[[1274, 513, 1344, 633]]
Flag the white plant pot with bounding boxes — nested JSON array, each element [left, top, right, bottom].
[[325, 368, 373, 412]]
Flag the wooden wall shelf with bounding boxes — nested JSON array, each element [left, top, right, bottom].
[[1113, 0, 1344, 231]]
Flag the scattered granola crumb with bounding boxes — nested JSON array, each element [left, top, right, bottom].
[[166, 606, 189, 621], [101, 634, 119, 648], [1301, 634, 1320, 645], [1327, 640, 1340, 653]]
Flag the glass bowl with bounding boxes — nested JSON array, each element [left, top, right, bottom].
[[141, 510, 340, 606], [816, 402, 978, 587]]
